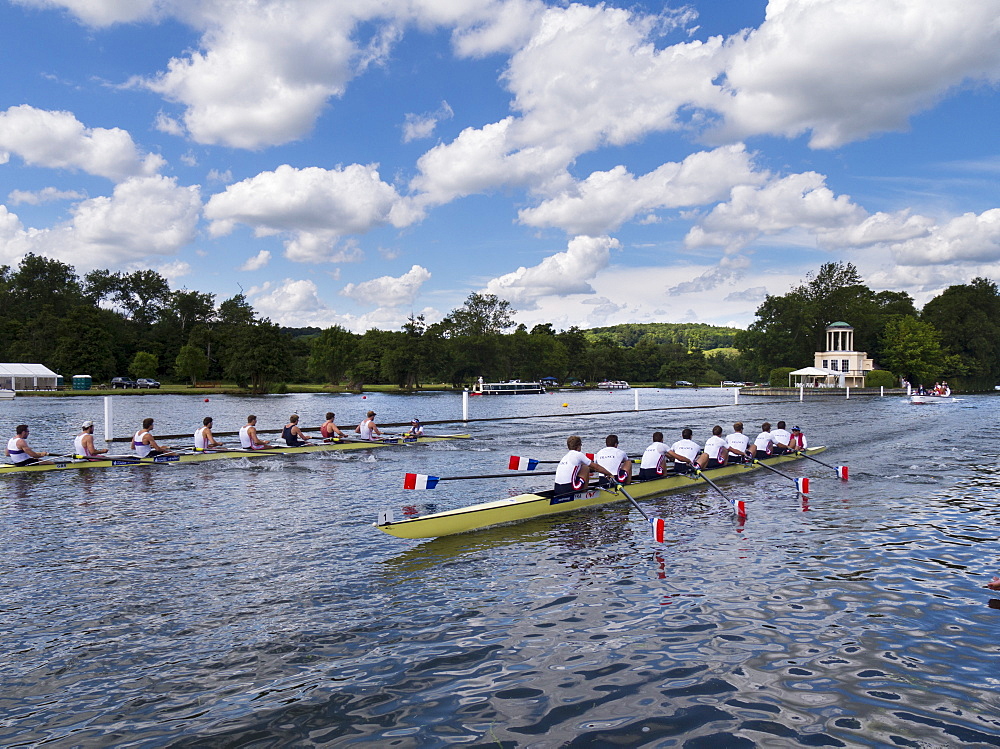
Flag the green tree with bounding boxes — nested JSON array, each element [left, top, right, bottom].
[[921, 277, 1000, 382], [175, 344, 209, 385], [223, 320, 290, 393], [128, 351, 159, 379], [879, 316, 945, 385], [169, 289, 216, 335], [446, 293, 515, 336], [308, 325, 357, 384]]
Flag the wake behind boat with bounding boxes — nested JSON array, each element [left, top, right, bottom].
[[0, 433, 471, 475], [375, 447, 827, 539]]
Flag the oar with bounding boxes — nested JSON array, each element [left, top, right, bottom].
[[404, 470, 558, 488], [752, 458, 809, 494], [795, 451, 848, 479], [693, 468, 748, 517], [508, 453, 597, 470], [613, 483, 669, 543]]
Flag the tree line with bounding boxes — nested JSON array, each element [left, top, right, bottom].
[[734, 262, 1000, 389]]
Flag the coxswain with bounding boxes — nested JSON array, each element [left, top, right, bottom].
[[74, 420, 108, 460], [725, 422, 753, 463], [194, 417, 227, 451], [356, 411, 382, 440], [553, 435, 614, 495], [667, 428, 708, 473], [789, 425, 808, 451], [595, 434, 632, 485], [770, 421, 792, 455], [6, 424, 53, 465], [320, 412, 346, 440], [702, 425, 729, 469], [405, 418, 424, 437], [132, 418, 175, 457], [239, 415, 275, 449], [638, 432, 670, 480], [281, 414, 313, 446]]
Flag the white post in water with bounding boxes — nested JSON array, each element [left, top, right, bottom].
[[462, 388, 469, 422], [634, 388, 639, 411], [846, 386, 850, 400], [800, 384, 804, 402], [104, 395, 113, 442], [734, 387, 739, 406], [880, 386, 884, 397]]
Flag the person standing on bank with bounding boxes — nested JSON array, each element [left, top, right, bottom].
[[554, 435, 615, 495]]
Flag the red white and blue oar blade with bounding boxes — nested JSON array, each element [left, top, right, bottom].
[[795, 477, 810, 494], [649, 517, 665, 543], [508, 456, 540, 471], [837, 465, 849, 480], [403, 472, 439, 490]]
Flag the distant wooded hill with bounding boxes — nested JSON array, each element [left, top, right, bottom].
[[583, 323, 742, 350]]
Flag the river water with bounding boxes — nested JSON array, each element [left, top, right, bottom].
[[2, 389, 999, 747]]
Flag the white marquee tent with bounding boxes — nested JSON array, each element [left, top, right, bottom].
[[788, 366, 838, 387], [0, 363, 60, 391]]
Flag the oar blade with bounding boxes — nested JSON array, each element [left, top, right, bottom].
[[403, 472, 439, 490], [508, 455, 540, 471], [795, 477, 809, 494], [649, 516, 665, 543], [837, 465, 849, 480]]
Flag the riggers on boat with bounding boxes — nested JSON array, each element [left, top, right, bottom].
[[0, 434, 472, 475], [375, 447, 828, 539]]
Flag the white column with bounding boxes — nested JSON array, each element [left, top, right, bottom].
[[462, 389, 469, 422], [104, 396, 114, 442]]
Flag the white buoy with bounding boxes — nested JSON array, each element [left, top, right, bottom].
[[462, 388, 469, 422], [104, 395, 113, 442]]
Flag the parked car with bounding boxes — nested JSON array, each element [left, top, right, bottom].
[[136, 378, 160, 389], [722, 380, 738, 387], [570, 380, 584, 387], [111, 377, 136, 389], [674, 380, 694, 387]]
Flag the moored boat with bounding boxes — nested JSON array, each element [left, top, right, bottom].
[[598, 380, 630, 389], [471, 379, 545, 395], [375, 447, 827, 539], [0, 433, 471, 475], [0, 388, 14, 400]]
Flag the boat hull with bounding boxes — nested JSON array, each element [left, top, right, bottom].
[[0, 434, 470, 475], [909, 395, 956, 404], [376, 447, 827, 539]]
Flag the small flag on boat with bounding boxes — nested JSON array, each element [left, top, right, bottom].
[[837, 465, 849, 480], [795, 477, 810, 494], [508, 456, 539, 471], [649, 517, 665, 543], [403, 473, 439, 490]]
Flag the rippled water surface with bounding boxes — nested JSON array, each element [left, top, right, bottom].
[[3, 389, 1000, 747]]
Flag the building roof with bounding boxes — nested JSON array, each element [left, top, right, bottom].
[[0, 363, 60, 378], [826, 321, 853, 328]]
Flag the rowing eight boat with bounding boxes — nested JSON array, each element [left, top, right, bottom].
[[375, 447, 827, 539], [0, 434, 471, 475]]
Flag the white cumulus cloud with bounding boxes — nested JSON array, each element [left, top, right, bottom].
[[0, 105, 165, 181], [340, 264, 431, 308], [240, 249, 271, 271]]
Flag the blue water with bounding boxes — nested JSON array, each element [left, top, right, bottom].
[[2, 389, 999, 747]]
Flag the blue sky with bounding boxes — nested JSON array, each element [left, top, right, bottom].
[[1, 0, 999, 333]]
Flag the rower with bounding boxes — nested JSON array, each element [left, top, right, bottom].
[[638, 432, 670, 480], [405, 418, 424, 438], [194, 417, 227, 451], [725, 421, 753, 463], [281, 414, 313, 446], [75, 420, 108, 460], [321, 412, 346, 440], [753, 422, 774, 458], [133, 418, 175, 457], [666, 428, 707, 473], [6, 424, 53, 466], [702, 425, 729, 469], [356, 411, 382, 440], [770, 421, 792, 455], [239, 415, 275, 449], [554, 435, 614, 495], [595, 434, 632, 485]]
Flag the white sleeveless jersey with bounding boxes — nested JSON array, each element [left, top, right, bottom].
[[7, 436, 28, 463], [74, 434, 91, 458], [133, 430, 152, 457], [194, 426, 209, 450], [239, 426, 252, 448], [358, 419, 376, 440], [703, 435, 727, 462]]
